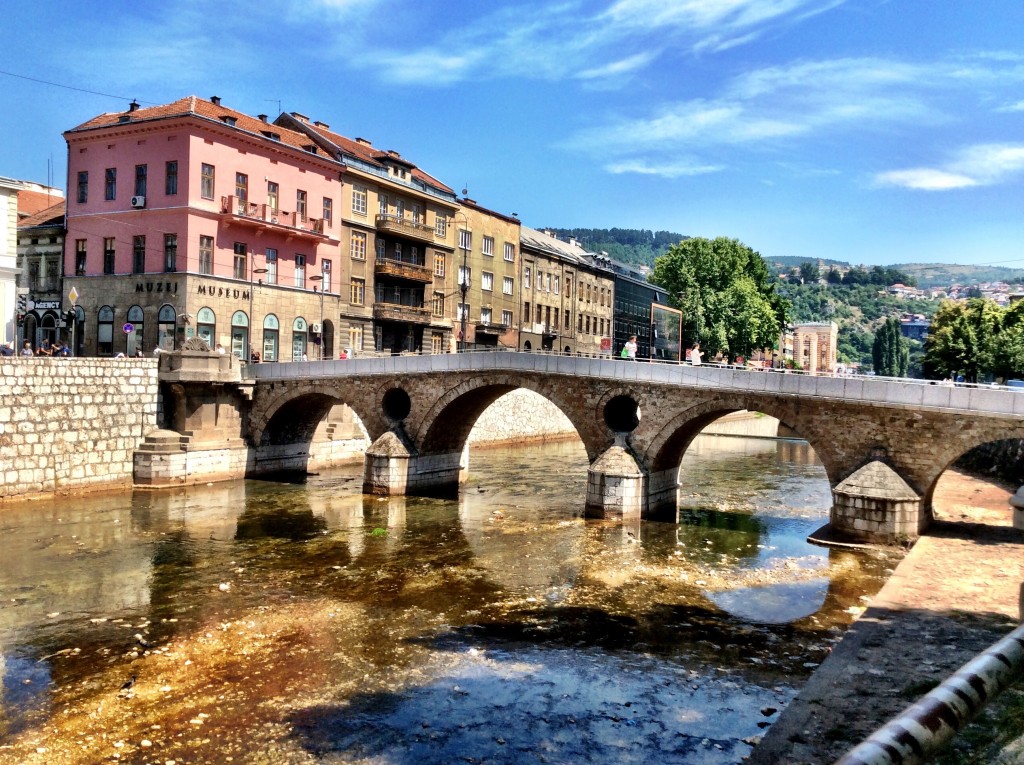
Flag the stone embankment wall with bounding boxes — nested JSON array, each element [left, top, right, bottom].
[[469, 389, 578, 445], [0, 359, 159, 501]]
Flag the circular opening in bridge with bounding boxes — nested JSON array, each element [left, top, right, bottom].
[[604, 395, 640, 433], [382, 388, 412, 422]]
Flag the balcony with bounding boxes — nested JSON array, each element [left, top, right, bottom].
[[375, 213, 436, 244], [374, 255, 433, 283], [220, 196, 327, 240], [475, 322, 509, 335], [373, 302, 432, 325]]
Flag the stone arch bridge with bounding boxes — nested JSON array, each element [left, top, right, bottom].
[[152, 351, 1024, 545]]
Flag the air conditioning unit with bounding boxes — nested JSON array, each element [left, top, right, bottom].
[[310, 323, 321, 334], [130, 195, 146, 208]]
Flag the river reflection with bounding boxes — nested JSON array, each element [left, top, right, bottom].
[[0, 435, 896, 764]]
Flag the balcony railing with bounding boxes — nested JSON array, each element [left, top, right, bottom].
[[375, 213, 435, 244], [374, 255, 433, 283], [220, 196, 326, 237], [372, 302, 432, 325], [475, 322, 509, 334]]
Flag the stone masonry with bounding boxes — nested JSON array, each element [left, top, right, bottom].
[[0, 358, 159, 500]]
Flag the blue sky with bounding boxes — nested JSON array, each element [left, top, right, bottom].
[[3, 0, 1023, 267]]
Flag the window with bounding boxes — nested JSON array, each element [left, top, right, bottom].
[[158, 305, 176, 350], [397, 199, 405, 219], [232, 311, 249, 359], [546, 274, 552, 292], [524, 302, 530, 323], [127, 305, 144, 357], [536, 305, 542, 323], [394, 242, 402, 259], [352, 185, 367, 215], [265, 248, 277, 284], [482, 236, 494, 257], [201, 163, 215, 199], [321, 260, 332, 293], [98, 306, 114, 356], [434, 252, 445, 277], [292, 317, 308, 361], [457, 303, 469, 321], [164, 233, 178, 272], [431, 332, 444, 354], [458, 265, 471, 288], [504, 242, 515, 262], [435, 216, 446, 237], [565, 308, 570, 329], [350, 231, 366, 261], [103, 237, 116, 274], [267, 181, 279, 211], [77, 171, 88, 203], [432, 291, 445, 317], [348, 326, 364, 352], [233, 242, 247, 279], [75, 239, 87, 275], [105, 168, 116, 200], [134, 164, 147, 198], [198, 236, 213, 275], [545, 306, 551, 327], [376, 238, 386, 260], [165, 161, 178, 196], [133, 235, 146, 274], [481, 307, 493, 324], [295, 253, 306, 288], [524, 267, 531, 289], [262, 314, 279, 362], [322, 197, 332, 225], [579, 313, 584, 332], [350, 278, 365, 305], [566, 278, 572, 299], [459, 229, 472, 251], [197, 307, 216, 348], [235, 173, 248, 205], [554, 276, 560, 295], [412, 204, 421, 224], [379, 194, 388, 216], [586, 316, 591, 335], [502, 309, 513, 326], [296, 189, 307, 219], [503, 276, 514, 295], [481, 272, 493, 291]]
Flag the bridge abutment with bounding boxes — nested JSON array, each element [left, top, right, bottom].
[[826, 460, 925, 544], [585, 438, 647, 519]]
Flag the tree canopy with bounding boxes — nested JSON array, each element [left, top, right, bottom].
[[872, 317, 910, 377], [650, 237, 790, 361], [923, 298, 1009, 382]]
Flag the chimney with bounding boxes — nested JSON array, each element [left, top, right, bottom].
[[314, 120, 330, 129], [210, 96, 221, 106], [258, 114, 268, 122], [128, 100, 139, 112], [355, 137, 372, 146], [291, 111, 309, 123]]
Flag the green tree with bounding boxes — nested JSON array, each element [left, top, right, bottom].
[[650, 237, 790, 360], [826, 267, 843, 284], [799, 261, 821, 283], [923, 298, 1001, 382], [872, 317, 909, 377]]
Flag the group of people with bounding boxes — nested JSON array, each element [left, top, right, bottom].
[[620, 335, 702, 365], [1, 339, 72, 357]]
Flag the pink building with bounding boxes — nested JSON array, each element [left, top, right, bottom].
[[64, 96, 344, 359]]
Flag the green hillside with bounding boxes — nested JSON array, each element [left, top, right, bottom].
[[894, 263, 1024, 289]]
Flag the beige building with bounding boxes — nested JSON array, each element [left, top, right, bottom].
[[782, 321, 838, 372], [275, 113, 459, 355], [452, 199, 520, 350], [16, 200, 66, 351], [518, 228, 614, 354]]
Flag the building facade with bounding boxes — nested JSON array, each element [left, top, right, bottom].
[[63, 96, 347, 360], [453, 199, 520, 350], [607, 260, 679, 361], [275, 113, 458, 355], [16, 201, 67, 352]]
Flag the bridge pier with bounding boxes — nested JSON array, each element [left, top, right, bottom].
[[826, 460, 925, 544], [585, 437, 647, 519], [363, 431, 464, 497]]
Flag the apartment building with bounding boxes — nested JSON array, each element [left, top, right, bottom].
[[452, 198, 520, 351], [16, 200, 66, 351], [64, 96, 343, 359], [275, 113, 458, 355]]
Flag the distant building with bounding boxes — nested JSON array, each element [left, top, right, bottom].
[[16, 201, 66, 351], [900, 313, 930, 341], [779, 321, 838, 372], [603, 258, 677, 361]]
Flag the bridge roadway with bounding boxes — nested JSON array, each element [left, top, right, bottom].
[[207, 350, 1024, 545]]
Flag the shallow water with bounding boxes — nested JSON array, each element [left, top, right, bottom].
[[0, 435, 895, 764]]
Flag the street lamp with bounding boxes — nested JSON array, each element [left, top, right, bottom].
[[249, 264, 268, 361], [310, 274, 325, 360]]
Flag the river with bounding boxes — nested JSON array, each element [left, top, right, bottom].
[[0, 434, 898, 764]]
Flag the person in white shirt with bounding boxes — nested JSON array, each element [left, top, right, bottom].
[[690, 343, 702, 366]]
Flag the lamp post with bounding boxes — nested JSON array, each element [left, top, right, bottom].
[[310, 274, 325, 359], [248, 264, 268, 360], [454, 211, 469, 352]]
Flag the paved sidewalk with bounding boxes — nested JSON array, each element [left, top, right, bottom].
[[749, 475, 1024, 765]]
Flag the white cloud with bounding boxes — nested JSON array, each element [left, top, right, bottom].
[[996, 99, 1024, 113], [874, 143, 1024, 190], [605, 160, 724, 177]]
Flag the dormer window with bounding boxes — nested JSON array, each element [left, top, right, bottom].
[[221, 116, 237, 126], [261, 130, 281, 141]]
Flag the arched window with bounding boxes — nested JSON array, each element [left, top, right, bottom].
[[127, 305, 144, 357], [231, 310, 249, 359], [262, 314, 280, 362], [197, 307, 216, 348], [157, 305, 176, 351], [98, 305, 114, 356], [73, 306, 85, 357], [292, 317, 307, 361]]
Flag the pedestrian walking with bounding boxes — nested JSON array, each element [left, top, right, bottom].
[[621, 335, 638, 360], [690, 343, 702, 366]]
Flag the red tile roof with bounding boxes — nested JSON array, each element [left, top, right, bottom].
[[17, 201, 65, 229], [65, 96, 337, 158], [17, 189, 63, 218]]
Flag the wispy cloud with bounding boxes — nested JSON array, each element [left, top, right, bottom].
[[874, 144, 1024, 190], [997, 99, 1024, 112], [605, 159, 724, 177]]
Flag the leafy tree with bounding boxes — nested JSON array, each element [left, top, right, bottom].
[[923, 298, 1001, 382], [826, 267, 843, 284], [872, 317, 909, 377], [843, 267, 870, 285], [650, 237, 790, 360], [799, 261, 821, 284]]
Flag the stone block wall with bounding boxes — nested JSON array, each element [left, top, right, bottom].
[[0, 358, 159, 500], [468, 389, 577, 445]]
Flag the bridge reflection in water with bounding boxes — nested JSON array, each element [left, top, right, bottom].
[[0, 436, 897, 762]]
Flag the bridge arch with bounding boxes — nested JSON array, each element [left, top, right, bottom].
[[251, 382, 383, 448]]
